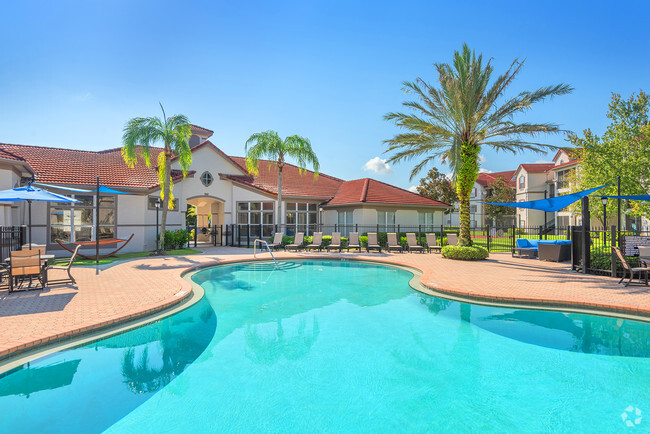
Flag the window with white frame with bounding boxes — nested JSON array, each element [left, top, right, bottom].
[[337, 210, 353, 236], [286, 202, 318, 235], [519, 175, 526, 189], [418, 211, 435, 228], [50, 194, 116, 243], [377, 210, 396, 230], [237, 201, 274, 237]]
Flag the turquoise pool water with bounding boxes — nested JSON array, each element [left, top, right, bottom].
[[1, 260, 650, 432]]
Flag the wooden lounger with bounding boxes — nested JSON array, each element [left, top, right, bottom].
[[55, 233, 135, 260]]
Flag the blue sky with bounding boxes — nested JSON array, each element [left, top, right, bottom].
[[1, 0, 648, 190]]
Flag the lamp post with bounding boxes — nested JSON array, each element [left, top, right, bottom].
[[155, 198, 161, 252], [601, 196, 609, 245]]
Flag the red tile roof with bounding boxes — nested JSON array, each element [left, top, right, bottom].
[[550, 159, 580, 170], [227, 157, 343, 199], [518, 163, 556, 174], [327, 178, 450, 207], [0, 143, 193, 189], [190, 124, 214, 136], [476, 170, 516, 187]]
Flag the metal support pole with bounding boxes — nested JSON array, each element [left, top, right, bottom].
[[581, 197, 591, 274], [617, 175, 621, 245], [611, 225, 617, 277], [96, 176, 100, 264]]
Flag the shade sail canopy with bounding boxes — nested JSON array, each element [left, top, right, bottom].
[[482, 184, 608, 213], [33, 182, 133, 195], [600, 194, 650, 201], [0, 185, 79, 203]]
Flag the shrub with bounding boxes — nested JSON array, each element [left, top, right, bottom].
[[441, 245, 489, 261], [162, 229, 191, 250], [591, 251, 641, 272]]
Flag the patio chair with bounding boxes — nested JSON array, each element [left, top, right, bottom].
[[446, 233, 458, 246], [613, 246, 648, 287], [9, 249, 44, 292], [47, 244, 82, 285], [305, 232, 323, 251], [327, 232, 342, 252], [268, 232, 284, 251], [386, 233, 403, 253], [347, 232, 362, 252], [425, 233, 442, 254], [366, 232, 382, 253], [406, 233, 424, 253], [285, 232, 304, 251]]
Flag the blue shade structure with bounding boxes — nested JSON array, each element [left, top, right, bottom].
[[482, 184, 608, 213], [0, 185, 78, 246]]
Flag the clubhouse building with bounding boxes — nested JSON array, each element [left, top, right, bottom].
[[0, 125, 450, 255]]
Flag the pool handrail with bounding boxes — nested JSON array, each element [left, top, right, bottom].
[[253, 239, 278, 265]]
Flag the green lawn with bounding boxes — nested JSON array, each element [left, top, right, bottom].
[[55, 248, 202, 266]]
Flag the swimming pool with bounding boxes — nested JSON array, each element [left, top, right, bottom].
[[1, 259, 649, 432]]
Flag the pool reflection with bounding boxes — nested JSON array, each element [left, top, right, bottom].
[[420, 294, 650, 357]]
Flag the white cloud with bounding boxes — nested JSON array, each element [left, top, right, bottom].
[[525, 159, 553, 164], [478, 154, 487, 164], [479, 168, 493, 173], [362, 156, 392, 174], [408, 185, 418, 193]]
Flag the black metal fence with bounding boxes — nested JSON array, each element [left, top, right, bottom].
[[571, 225, 650, 277], [0, 226, 26, 260], [193, 223, 571, 251]]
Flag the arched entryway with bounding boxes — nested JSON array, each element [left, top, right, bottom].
[[187, 195, 225, 244]]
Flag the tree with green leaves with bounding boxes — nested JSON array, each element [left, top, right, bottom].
[[384, 44, 572, 246], [245, 131, 319, 226], [568, 91, 650, 224], [415, 167, 458, 213], [484, 176, 516, 226], [122, 104, 192, 252]]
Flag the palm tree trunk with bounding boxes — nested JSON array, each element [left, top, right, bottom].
[[457, 141, 480, 246], [277, 167, 283, 227], [159, 152, 172, 252]]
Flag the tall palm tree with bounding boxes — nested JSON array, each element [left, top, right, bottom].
[[122, 104, 192, 252], [384, 44, 572, 246], [245, 130, 319, 226]]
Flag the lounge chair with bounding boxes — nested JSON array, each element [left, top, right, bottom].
[[406, 233, 424, 253], [347, 232, 362, 252], [305, 232, 323, 251], [446, 233, 458, 246], [613, 246, 648, 287], [513, 238, 539, 258], [47, 244, 82, 285], [268, 232, 284, 251], [327, 232, 342, 252], [285, 232, 304, 251], [366, 232, 382, 253], [425, 233, 442, 254], [9, 249, 44, 292], [386, 233, 403, 253]]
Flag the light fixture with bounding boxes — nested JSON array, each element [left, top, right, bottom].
[[601, 197, 609, 206]]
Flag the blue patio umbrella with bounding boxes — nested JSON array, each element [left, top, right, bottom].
[[0, 185, 78, 246]]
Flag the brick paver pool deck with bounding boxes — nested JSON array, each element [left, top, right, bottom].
[[1, 248, 649, 363]]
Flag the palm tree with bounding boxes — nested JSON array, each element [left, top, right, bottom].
[[122, 104, 192, 252], [245, 130, 320, 226], [384, 44, 572, 246]]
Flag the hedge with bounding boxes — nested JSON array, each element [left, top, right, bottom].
[[441, 245, 489, 261], [161, 229, 192, 250]]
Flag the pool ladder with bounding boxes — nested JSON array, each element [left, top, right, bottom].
[[253, 239, 278, 266]]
